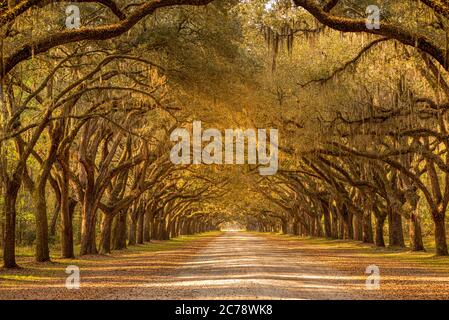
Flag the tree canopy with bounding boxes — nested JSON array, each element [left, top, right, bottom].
[[1, 0, 449, 270]]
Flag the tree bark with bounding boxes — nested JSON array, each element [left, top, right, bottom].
[[0, 187, 4, 249], [143, 210, 151, 242], [362, 211, 374, 244], [374, 213, 386, 247], [342, 208, 353, 239], [99, 212, 114, 254], [309, 216, 316, 236], [159, 216, 169, 240], [112, 210, 127, 250], [353, 213, 363, 241], [137, 210, 144, 244], [49, 195, 60, 238], [80, 197, 98, 255], [293, 217, 300, 236], [59, 160, 75, 258], [33, 182, 50, 262], [337, 217, 344, 239], [128, 215, 137, 246], [281, 218, 288, 234], [409, 212, 425, 251], [433, 213, 448, 256], [3, 180, 20, 268], [315, 215, 323, 237], [331, 210, 339, 238], [388, 209, 405, 247], [292, 0, 448, 70], [322, 210, 332, 238]]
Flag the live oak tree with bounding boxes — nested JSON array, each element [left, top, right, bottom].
[[0, 0, 254, 267], [2, 0, 449, 271]]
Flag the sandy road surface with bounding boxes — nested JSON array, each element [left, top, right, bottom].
[[136, 231, 365, 299], [1, 231, 448, 299]]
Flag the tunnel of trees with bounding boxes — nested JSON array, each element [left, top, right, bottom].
[[1, 0, 449, 269]]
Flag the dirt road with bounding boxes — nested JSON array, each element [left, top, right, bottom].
[[135, 231, 365, 299], [1, 231, 448, 299]]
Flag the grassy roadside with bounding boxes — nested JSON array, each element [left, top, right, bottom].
[[0, 231, 222, 286], [256, 232, 449, 271], [2, 231, 223, 259]]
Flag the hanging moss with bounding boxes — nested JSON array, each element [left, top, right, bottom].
[[260, 23, 296, 71]]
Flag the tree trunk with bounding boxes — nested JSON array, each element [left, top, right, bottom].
[[315, 215, 323, 237], [49, 175, 62, 238], [159, 217, 169, 240], [409, 212, 425, 251], [3, 181, 20, 268], [337, 217, 344, 239], [374, 214, 386, 247], [172, 217, 179, 238], [388, 209, 405, 247], [180, 219, 186, 235], [353, 213, 363, 241], [185, 219, 191, 235], [137, 211, 144, 244], [433, 213, 448, 256], [293, 218, 300, 236], [346, 210, 354, 239], [281, 218, 288, 234], [143, 211, 151, 242], [322, 210, 332, 238], [33, 121, 64, 262], [151, 214, 159, 239], [168, 219, 175, 238], [0, 188, 4, 249], [112, 211, 127, 250], [80, 196, 98, 255], [309, 216, 316, 236], [49, 200, 60, 238], [33, 183, 51, 262], [99, 212, 114, 254], [342, 214, 351, 239], [362, 212, 374, 244], [128, 216, 137, 246], [59, 163, 74, 258], [339, 204, 353, 239], [331, 211, 339, 238]]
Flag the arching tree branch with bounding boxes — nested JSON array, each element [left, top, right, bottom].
[[293, 0, 448, 69], [1, 0, 213, 77]]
